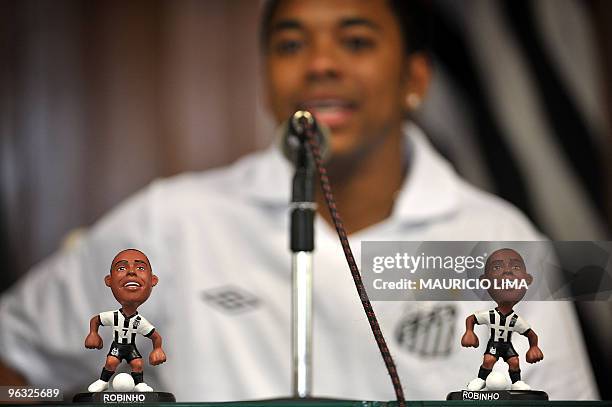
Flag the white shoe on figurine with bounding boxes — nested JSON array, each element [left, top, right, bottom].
[[511, 380, 531, 390], [88, 379, 109, 393], [134, 382, 154, 392], [467, 377, 486, 391]]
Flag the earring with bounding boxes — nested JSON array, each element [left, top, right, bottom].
[[406, 93, 422, 110]]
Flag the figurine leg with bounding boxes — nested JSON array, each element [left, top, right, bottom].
[[129, 357, 143, 373], [129, 358, 153, 392], [88, 356, 121, 392], [507, 356, 531, 390], [482, 354, 497, 370], [467, 354, 497, 391], [105, 355, 121, 371]]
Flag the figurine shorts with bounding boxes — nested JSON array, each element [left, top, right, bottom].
[[484, 340, 518, 361], [107, 341, 143, 362]]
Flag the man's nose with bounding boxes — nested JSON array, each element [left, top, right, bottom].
[[305, 38, 341, 82], [127, 266, 137, 275]]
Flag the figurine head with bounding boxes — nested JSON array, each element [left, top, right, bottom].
[[482, 248, 532, 307], [105, 249, 158, 309]]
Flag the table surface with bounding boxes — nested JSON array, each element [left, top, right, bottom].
[[63, 397, 612, 406]]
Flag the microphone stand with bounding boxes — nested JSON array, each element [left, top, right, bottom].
[[289, 112, 316, 398]]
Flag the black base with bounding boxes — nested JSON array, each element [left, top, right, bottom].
[[73, 391, 176, 403], [447, 390, 549, 401]]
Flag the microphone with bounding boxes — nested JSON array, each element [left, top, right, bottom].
[[278, 110, 331, 165], [282, 111, 329, 398], [279, 112, 407, 404]]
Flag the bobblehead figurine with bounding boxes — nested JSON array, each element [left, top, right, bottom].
[[85, 249, 166, 393], [461, 248, 544, 393]]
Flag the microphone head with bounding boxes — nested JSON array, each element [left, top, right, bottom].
[[289, 110, 315, 135], [278, 110, 331, 165]]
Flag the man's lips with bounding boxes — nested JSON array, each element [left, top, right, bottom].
[[298, 99, 357, 128]]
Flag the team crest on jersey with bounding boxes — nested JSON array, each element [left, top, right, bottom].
[[133, 319, 140, 329], [111, 347, 119, 357], [490, 346, 496, 355], [395, 304, 457, 358]]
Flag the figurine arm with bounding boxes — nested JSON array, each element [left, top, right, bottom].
[[84, 315, 104, 349], [523, 329, 543, 363], [461, 314, 480, 347], [147, 331, 167, 366]]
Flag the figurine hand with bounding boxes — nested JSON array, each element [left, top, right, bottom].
[[85, 332, 103, 349], [149, 348, 167, 366], [461, 331, 479, 348], [526, 346, 543, 363]]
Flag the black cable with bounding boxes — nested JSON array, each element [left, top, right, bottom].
[[300, 117, 406, 407]]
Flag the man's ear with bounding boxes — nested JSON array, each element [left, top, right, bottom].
[[525, 273, 533, 286], [104, 274, 112, 287], [152, 275, 159, 287], [404, 52, 431, 110]]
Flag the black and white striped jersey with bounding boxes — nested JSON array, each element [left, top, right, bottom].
[[474, 308, 530, 343], [99, 309, 155, 345]]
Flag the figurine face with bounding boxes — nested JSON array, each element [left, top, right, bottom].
[[105, 249, 158, 309], [482, 248, 532, 306]]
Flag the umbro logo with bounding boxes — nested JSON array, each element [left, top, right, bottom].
[[395, 304, 457, 358], [202, 286, 261, 314]]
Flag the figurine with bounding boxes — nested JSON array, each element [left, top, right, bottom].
[[461, 248, 544, 391], [85, 249, 166, 392]]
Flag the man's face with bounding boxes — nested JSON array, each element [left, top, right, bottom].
[[264, 0, 415, 158], [105, 249, 158, 308], [483, 249, 532, 305]]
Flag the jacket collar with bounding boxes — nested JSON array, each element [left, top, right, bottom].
[[242, 122, 460, 225]]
